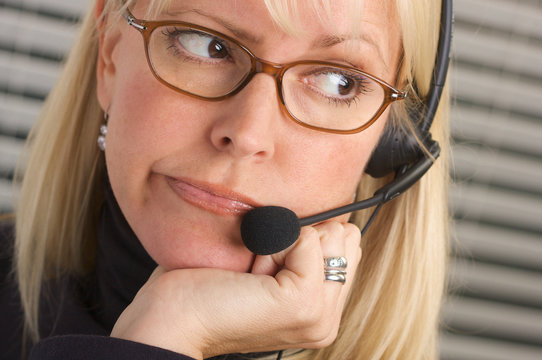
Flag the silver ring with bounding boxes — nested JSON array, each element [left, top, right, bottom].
[[324, 273, 346, 284], [324, 269, 347, 276], [324, 256, 348, 269]]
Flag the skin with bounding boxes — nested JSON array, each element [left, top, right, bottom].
[[95, 0, 401, 358]]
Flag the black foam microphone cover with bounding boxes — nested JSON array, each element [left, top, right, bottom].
[[241, 206, 301, 255]]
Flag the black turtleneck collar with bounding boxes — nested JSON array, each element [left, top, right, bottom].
[[92, 177, 157, 331]]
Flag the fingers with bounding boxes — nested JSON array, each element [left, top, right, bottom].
[[315, 221, 361, 346], [273, 225, 323, 288], [300, 220, 361, 289], [318, 222, 348, 314], [267, 220, 361, 348]]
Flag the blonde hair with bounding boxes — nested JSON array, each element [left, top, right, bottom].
[[14, 0, 449, 359]]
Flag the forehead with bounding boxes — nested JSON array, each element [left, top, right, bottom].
[[137, 0, 398, 38], [133, 0, 401, 71]]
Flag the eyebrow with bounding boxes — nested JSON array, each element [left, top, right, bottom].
[[167, 8, 262, 44], [313, 34, 387, 67]]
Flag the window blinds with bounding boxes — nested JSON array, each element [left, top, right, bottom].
[[1, 0, 541, 358], [442, 0, 542, 359]]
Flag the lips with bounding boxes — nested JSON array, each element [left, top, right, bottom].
[[165, 176, 258, 216]]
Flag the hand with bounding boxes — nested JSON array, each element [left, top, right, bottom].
[[111, 221, 362, 360]]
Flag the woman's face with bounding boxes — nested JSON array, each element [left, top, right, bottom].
[[97, 0, 401, 271]]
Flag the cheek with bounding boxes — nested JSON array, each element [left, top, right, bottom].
[[103, 57, 210, 211], [320, 140, 371, 187], [289, 121, 384, 216], [106, 61, 209, 166], [104, 28, 211, 167]]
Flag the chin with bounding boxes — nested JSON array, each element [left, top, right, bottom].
[[138, 224, 256, 273]]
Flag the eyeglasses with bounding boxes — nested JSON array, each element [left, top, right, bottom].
[[123, 8, 407, 134]]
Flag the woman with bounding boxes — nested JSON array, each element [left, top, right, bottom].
[[0, 0, 450, 359]]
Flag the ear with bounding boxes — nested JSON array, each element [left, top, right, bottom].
[[96, 0, 122, 112]]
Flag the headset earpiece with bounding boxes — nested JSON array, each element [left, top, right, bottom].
[[365, 103, 429, 178], [364, 126, 424, 178]]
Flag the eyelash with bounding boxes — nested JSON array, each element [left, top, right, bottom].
[[302, 68, 373, 107], [161, 27, 233, 65]]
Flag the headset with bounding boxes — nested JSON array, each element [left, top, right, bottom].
[[241, 0, 453, 255]]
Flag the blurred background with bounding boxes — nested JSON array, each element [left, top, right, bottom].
[[1, 0, 541, 358]]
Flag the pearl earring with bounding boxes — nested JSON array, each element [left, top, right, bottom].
[[97, 112, 108, 151]]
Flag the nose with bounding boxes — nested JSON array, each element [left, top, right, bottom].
[[210, 74, 279, 161]]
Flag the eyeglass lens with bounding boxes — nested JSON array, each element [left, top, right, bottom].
[[148, 24, 387, 131]]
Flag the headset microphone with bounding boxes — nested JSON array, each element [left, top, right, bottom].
[[242, 142, 440, 255], [242, 0, 452, 256]]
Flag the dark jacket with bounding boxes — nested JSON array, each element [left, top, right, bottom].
[[0, 182, 279, 360], [0, 180, 195, 360]]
